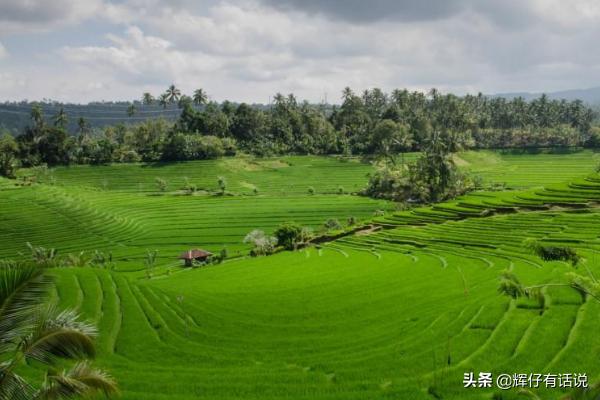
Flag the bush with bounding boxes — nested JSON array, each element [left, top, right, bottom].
[[209, 248, 228, 264], [524, 239, 581, 266], [221, 137, 237, 156], [217, 176, 227, 194], [363, 162, 474, 203], [274, 222, 303, 250], [587, 126, 600, 148], [0, 133, 19, 178], [220, 248, 228, 260], [155, 177, 168, 192], [195, 135, 225, 159], [243, 230, 277, 256], [362, 167, 408, 201], [164, 134, 234, 161], [324, 218, 342, 231], [91, 250, 114, 269], [118, 149, 141, 163]]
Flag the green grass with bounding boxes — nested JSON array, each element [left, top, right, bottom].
[[3, 151, 600, 399], [460, 149, 600, 188], [1, 156, 392, 265]]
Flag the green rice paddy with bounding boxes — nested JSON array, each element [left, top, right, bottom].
[[2, 150, 600, 399]]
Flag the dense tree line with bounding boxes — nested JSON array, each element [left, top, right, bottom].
[[0, 86, 598, 179]]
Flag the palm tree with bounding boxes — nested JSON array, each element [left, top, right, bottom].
[[30, 104, 44, 129], [341, 87, 354, 102], [0, 262, 118, 399], [142, 92, 154, 106], [193, 89, 207, 106], [159, 93, 169, 110], [127, 104, 137, 117], [165, 84, 181, 103], [77, 117, 89, 135], [53, 107, 68, 129]]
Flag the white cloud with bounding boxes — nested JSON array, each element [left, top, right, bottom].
[[3, 0, 600, 102], [0, 0, 104, 35], [61, 26, 222, 86]]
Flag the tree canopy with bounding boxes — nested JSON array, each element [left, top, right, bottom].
[[0, 86, 597, 179]]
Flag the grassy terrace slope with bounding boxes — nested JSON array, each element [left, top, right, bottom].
[[0, 156, 392, 264], [460, 149, 600, 188], [2, 150, 600, 399]]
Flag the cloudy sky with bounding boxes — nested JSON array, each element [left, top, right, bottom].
[[1, 0, 600, 103]]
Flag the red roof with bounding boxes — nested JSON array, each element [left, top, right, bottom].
[[178, 249, 212, 260]]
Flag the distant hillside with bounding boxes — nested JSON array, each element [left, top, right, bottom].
[[0, 101, 283, 135], [0, 102, 185, 135], [493, 86, 600, 104]]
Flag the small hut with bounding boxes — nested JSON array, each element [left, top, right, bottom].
[[179, 249, 212, 267]]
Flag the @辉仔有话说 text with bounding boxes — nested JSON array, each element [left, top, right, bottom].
[[463, 372, 588, 390]]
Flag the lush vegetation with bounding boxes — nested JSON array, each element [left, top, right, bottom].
[[0, 262, 117, 399], [1, 87, 598, 181], [1, 150, 600, 399], [362, 129, 476, 203]]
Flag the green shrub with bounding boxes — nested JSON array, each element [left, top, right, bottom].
[[119, 149, 141, 163], [274, 222, 303, 250], [324, 218, 342, 231], [243, 230, 277, 256], [0, 133, 19, 178], [524, 239, 580, 266], [217, 176, 227, 194], [155, 177, 168, 192]]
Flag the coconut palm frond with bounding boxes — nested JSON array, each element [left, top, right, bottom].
[[20, 307, 96, 365], [0, 364, 34, 400], [36, 361, 118, 400], [0, 263, 52, 349]]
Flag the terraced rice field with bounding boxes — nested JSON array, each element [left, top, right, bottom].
[[0, 156, 392, 265], [2, 150, 600, 399], [460, 150, 600, 188]]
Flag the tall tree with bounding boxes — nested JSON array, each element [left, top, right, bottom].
[[77, 117, 89, 135], [142, 92, 154, 105], [166, 84, 181, 103], [193, 88, 208, 105], [53, 107, 68, 129], [159, 93, 169, 110], [30, 104, 45, 129], [371, 119, 412, 165]]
